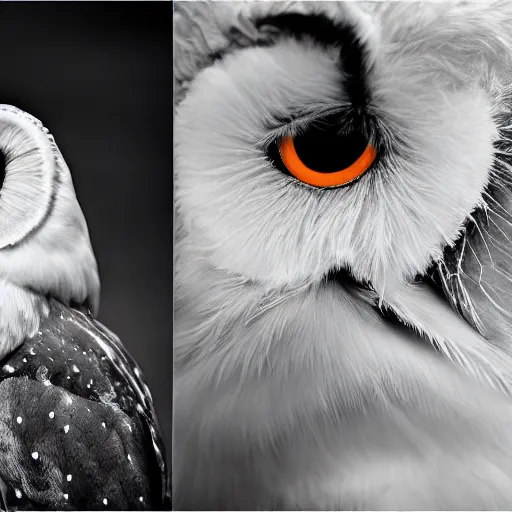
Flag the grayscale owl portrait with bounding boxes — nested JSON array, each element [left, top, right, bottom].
[[173, 1, 512, 509], [0, 102, 168, 509]]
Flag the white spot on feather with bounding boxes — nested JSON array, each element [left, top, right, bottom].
[[63, 425, 69, 433], [31, 451, 39, 460], [16, 416, 22, 424]]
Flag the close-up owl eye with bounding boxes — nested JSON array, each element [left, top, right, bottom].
[[267, 115, 378, 188], [174, 1, 512, 510]]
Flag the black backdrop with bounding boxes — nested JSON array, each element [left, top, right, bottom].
[[0, 2, 172, 466]]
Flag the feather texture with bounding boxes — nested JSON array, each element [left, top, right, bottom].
[[174, 1, 512, 508]]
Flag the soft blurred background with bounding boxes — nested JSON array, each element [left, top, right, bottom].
[[0, 2, 172, 466]]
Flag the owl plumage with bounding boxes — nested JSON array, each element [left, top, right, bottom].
[[174, 2, 512, 509]]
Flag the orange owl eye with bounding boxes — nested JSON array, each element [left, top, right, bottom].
[[277, 127, 377, 188]]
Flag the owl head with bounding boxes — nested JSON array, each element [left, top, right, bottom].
[[0, 105, 99, 316], [174, 1, 512, 348]]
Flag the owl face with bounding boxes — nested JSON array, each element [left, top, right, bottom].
[[174, 1, 512, 303]]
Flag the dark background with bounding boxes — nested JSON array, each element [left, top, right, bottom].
[[0, 2, 172, 466]]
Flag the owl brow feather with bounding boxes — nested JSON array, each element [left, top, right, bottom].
[[254, 11, 371, 108]]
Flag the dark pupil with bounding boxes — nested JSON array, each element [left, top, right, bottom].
[[293, 125, 368, 174]]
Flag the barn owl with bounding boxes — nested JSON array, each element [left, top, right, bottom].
[[0, 105, 99, 358], [174, 1, 512, 509], [0, 105, 169, 508]]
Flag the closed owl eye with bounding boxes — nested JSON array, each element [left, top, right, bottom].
[[273, 123, 377, 188]]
